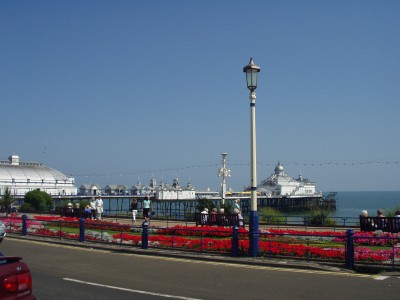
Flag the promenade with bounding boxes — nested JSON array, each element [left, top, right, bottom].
[[103, 214, 351, 233], [7, 221, 349, 275], [8, 212, 398, 275]]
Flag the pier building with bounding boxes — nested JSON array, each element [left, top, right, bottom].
[[258, 162, 321, 198], [0, 154, 77, 196]]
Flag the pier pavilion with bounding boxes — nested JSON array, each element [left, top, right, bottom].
[[0, 154, 77, 197]]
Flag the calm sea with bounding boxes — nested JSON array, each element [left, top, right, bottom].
[[329, 191, 400, 218]]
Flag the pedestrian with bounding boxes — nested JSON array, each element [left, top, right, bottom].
[[232, 199, 241, 213], [143, 196, 152, 218], [90, 197, 97, 220], [130, 198, 138, 223], [210, 208, 218, 225], [377, 209, 385, 217], [394, 210, 400, 233], [200, 207, 209, 225], [84, 205, 92, 219], [234, 208, 244, 227], [376, 209, 386, 230], [218, 208, 227, 226], [95, 196, 104, 220], [74, 202, 81, 217], [65, 202, 73, 217]]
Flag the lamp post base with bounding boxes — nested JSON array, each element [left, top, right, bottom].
[[248, 210, 259, 257]]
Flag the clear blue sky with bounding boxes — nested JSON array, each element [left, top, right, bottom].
[[1, 1, 399, 192]]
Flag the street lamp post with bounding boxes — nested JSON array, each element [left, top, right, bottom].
[[218, 153, 231, 205], [243, 57, 260, 257]]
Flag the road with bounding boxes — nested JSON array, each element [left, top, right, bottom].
[[1, 238, 399, 299]]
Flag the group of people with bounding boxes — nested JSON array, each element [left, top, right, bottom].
[[129, 196, 152, 223], [360, 208, 400, 218], [64, 196, 104, 220], [90, 196, 104, 220], [360, 208, 400, 231], [64, 196, 151, 223], [200, 199, 244, 227]]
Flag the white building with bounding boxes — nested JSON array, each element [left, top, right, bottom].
[[0, 154, 77, 196], [104, 184, 128, 195], [258, 163, 321, 198], [131, 177, 196, 200], [79, 184, 102, 196], [155, 178, 195, 200], [131, 178, 157, 196]]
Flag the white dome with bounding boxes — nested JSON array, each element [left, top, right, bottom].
[[0, 154, 76, 196], [0, 164, 69, 183], [274, 163, 284, 174]]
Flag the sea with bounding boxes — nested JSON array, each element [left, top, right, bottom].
[[328, 191, 400, 218]]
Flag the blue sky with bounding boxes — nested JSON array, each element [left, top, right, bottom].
[[1, 0, 399, 192]]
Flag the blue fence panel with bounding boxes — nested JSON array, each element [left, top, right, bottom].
[[2, 215, 400, 271]]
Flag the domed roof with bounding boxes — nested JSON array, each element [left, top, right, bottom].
[[0, 155, 72, 183], [0, 164, 69, 182], [274, 162, 284, 174]]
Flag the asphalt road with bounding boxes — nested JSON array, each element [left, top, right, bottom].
[[1, 238, 399, 300]]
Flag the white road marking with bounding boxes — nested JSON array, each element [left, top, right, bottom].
[[125, 254, 377, 279], [374, 276, 389, 280], [10, 238, 378, 279], [63, 278, 203, 300]]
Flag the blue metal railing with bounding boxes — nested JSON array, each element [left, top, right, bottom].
[[2, 215, 400, 271]]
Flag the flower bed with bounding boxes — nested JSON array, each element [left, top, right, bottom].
[[33, 216, 132, 232], [3, 216, 400, 263]]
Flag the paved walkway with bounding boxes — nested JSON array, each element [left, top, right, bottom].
[[5, 213, 389, 274], [3, 212, 352, 232], [103, 215, 351, 232]]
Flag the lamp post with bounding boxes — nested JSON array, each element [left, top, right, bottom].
[[243, 57, 260, 257], [218, 153, 231, 205]]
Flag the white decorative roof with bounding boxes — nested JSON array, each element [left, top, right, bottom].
[[258, 163, 320, 197], [0, 154, 76, 196], [0, 156, 72, 183]]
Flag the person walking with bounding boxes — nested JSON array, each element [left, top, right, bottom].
[[233, 208, 244, 227], [143, 196, 152, 218], [130, 198, 138, 223], [90, 197, 97, 220], [232, 199, 241, 213], [200, 207, 209, 225], [95, 196, 104, 220]]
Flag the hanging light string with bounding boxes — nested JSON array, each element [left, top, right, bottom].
[[73, 159, 400, 178]]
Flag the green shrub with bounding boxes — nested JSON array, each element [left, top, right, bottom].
[[24, 189, 53, 211], [386, 206, 400, 217], [0, 187, 15, 216], [196, 199, 214, 212], [259, 207, 286, 225], [19, 202, 34, 213], [306, 209, 336, 226]]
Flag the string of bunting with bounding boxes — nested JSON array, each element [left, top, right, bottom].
[[74, 160, 400, 178]]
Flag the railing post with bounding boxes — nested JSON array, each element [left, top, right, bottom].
[[303, 216, 308, 227], [345, 229, 355, 270], [142, 219, 149, 249], [22, 214, 28, 236], [79, 218, 85, 242], [232, 225, 239, 257]]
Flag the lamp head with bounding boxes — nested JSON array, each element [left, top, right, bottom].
[[243, 58, 260, 91]]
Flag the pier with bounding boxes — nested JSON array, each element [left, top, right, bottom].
[[47, 194, 336, 219]]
